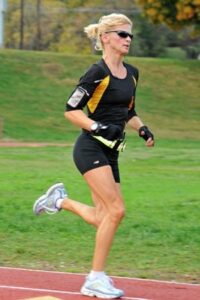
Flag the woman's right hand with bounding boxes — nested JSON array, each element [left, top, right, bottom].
[[91, 122, 122, 140]]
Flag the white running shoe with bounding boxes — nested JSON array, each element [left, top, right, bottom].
[[33, 183, 67, 215], [80, 275, 124, 299]]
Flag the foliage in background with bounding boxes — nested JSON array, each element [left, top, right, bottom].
[[136, 0, 200, 58], [4, 0, 200, 58], [137, 0, 200, 31], [5, 0, 67, 51]]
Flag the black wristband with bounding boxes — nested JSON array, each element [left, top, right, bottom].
[[139, 125, 154, 141]]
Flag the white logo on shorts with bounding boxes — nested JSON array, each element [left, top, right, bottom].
[[93, 160, 100, 165]]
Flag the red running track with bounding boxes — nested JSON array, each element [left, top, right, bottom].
[[0, 267, 199, 300]]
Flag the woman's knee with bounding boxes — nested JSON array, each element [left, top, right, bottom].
[[108, 200, 125, 224], [95, 202, 125, 227], [115, 205, 125, 221]]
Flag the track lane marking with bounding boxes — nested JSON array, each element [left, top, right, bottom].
[[0, 266, 199, 287], [0, 285, 151, 300]]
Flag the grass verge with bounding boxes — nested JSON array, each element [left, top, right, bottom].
[[0, 138, 199, 283]]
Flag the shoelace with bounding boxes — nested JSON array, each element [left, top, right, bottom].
[[101, 275, 114, 288], [45, 188, 67, 214], [102, 276, 123, 293], [43, 194, 60, 214]]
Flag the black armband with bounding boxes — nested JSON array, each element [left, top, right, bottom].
[[139, 126, 154, 141]]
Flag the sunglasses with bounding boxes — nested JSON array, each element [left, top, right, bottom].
[[105, 30, 133, 40]]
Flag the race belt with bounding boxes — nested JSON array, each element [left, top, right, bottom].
[[93, 135, 126, 152]]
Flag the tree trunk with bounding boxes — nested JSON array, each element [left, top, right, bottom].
[[19, 0, 24, 49]]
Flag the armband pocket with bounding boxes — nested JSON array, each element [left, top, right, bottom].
[[67, 87, 88, 108]]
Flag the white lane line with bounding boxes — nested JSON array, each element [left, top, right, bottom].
[[0, 266, 199, 287], [0, 285, 80, 295], [0, 285, 151, 300]]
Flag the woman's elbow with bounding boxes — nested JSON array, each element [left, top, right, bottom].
[[64, 111, 70, 120], [64, 110, 77, 124]]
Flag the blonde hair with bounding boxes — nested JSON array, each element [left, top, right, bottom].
[[84, 13, 132, 51]]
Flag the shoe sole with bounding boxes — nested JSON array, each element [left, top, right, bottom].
[[81, 287, 124, 299], [33, 194, 47, 215]]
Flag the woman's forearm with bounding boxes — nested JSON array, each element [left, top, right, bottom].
[[64, 110, 94, 131], [127, 116, 144, 131]]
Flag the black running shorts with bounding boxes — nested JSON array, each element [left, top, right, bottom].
[[73, 132, 120, 183]]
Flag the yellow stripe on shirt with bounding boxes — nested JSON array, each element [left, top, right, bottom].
[[132, 76, 137, 87], [87, 76, 110, 113]]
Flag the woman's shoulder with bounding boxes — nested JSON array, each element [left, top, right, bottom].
[[124, 62, 139, 79], [78, 59, 108, 84], [82, 59, 108, 79]]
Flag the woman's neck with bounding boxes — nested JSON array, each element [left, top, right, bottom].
[[103, 54, 126, 79]]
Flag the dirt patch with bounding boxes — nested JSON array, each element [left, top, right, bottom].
[[0, 141, 73, 147]]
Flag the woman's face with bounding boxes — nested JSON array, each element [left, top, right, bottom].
[[102, 24, 133, 55]]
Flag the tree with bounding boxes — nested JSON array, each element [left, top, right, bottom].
[[19, 0, 24, 49], [136, 0, 200, 34], [36, 0, 42, 50], [5, 0, 67, 51], [4, 0, 199, 57], [132, 14, 168, 57]]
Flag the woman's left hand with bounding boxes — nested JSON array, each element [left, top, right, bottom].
[[146, 137, 154, 147]]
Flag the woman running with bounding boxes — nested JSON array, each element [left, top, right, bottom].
[[33, 13, 154, 299]]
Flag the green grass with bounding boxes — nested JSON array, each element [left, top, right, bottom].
[[160, 47, 187, 60], [0, 49, 200, 283], [0, 49, 199, 141], [0, 139, 199, 282]]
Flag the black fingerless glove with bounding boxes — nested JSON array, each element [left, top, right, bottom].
[[92, 122, 122, 141], [139, 125, 154, 141]]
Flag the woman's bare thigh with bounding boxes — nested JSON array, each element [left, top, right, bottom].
[[83, 165, 124, 211]]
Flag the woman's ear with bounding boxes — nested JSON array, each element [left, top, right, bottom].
[[101, 33, 109, 46]]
